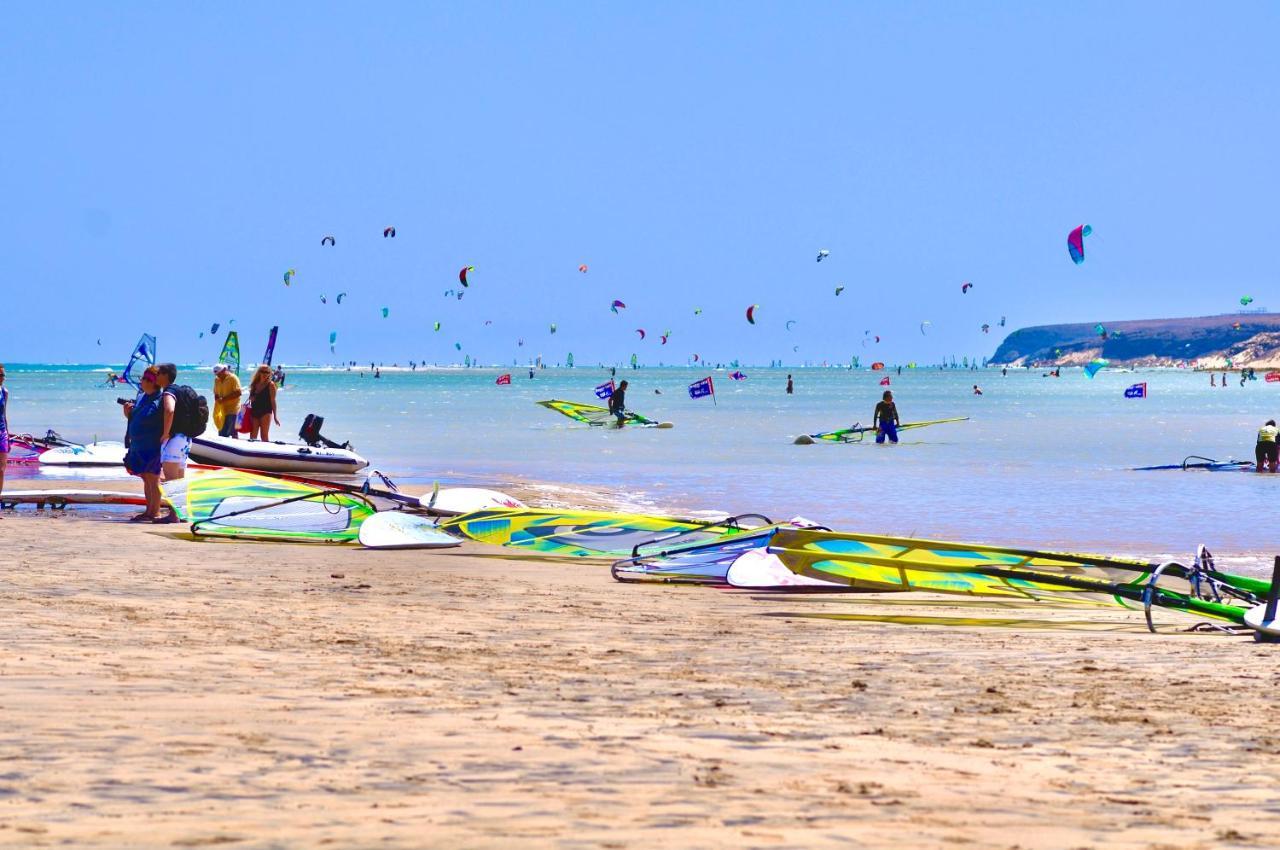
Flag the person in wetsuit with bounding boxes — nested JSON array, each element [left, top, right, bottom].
[[873, 390, 899, 444], [1257, 420, 1279, 473], [609, 380, 628, 428]]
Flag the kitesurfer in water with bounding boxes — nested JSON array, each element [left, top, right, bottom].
[[873, 390, 899, 445], [609, 380, 628, 428], [1257, 420, 1279, 473]]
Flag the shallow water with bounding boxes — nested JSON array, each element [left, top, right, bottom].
[[5, 364, 1278, 564]]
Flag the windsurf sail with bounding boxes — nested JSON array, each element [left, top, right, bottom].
[[536, 399, 670, 429], [164, 467, 376, 543], [262, 325, 279, 366], [766, 528, 1264, 627], [796, 417, 969, 444], [1132, 456, 1254, 472], [437, 508, 752, 557], [611, 526, 783, 584], [218, 331, 241, 375], [122, 333, 157, 389]]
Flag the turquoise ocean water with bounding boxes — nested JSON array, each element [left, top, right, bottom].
[[4, 363, 1278, 564]]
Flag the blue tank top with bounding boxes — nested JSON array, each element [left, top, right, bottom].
[[127, 390, 164, 446]]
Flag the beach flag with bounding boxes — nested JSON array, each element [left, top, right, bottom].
[[594, 380, 615, 399], [688, 376, 715, 401], [1124, 382, 1147, 398], [879, 377, 891, 386], [496, 373, 511, 385]]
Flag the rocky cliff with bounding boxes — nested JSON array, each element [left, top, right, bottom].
[[990, 314, 1280, 368]]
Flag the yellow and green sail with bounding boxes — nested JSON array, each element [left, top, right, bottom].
[[164, 467, 375, 543], [438, 508, 744, 557], [803, 417, 969, 443], [767, 528, 1262, 623], [536, 399, 668, 428]]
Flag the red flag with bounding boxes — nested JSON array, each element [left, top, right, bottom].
[[496, 373, 511, 385], [879, 377, 890, 386]]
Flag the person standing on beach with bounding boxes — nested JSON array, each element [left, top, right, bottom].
[[248, 365, 280, 440], [609, 380, 628, 428], [153, 363, 196, 485], [122, 368, 166, 521], [786, 374, 794, 395], [0, 364, 10, 499], [1256, 420, 1279, 473], [873, 390, 899, 444], [212, 364, 242, 439]]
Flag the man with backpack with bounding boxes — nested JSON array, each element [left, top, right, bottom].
[[154, 363, 209, 485]]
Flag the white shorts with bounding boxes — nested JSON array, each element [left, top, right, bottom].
[[161, 434, 192, 466]]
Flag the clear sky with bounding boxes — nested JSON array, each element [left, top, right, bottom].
[[2, 2, 1276, 367]]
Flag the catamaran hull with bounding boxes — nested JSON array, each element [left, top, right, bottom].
[[190, 435, 368, 474]]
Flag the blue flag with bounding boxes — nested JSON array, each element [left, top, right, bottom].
[[594, 380, 615, 399], [1124, 382, 1147, 398], [688, 376, 715, 399]]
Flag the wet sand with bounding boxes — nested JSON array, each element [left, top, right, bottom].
[[2, 501, 1279, 848]]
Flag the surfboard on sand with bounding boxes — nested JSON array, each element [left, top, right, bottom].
[[358, 512, 462, 550]]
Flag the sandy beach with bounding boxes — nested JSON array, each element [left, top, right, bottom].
[[3, 490, 1279, 849]]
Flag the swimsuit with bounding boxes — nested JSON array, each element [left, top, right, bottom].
[[250, 382, 273, 417]]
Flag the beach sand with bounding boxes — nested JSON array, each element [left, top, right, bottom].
[[2, 495, 1279, 848]]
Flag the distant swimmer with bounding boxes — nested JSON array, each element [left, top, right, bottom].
[[528, 368, 535, 379], [1211, 373, 1216, 387], [1001, 367, 1007, 377], [609, 380, 629, 428], [873, 390, 899, 445], [786, 374, 794, 395], [1257, 420, 1279, 473], [973, 384, 983, 395]]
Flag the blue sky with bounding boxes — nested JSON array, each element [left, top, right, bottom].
[[2, 2, 1276, 366]]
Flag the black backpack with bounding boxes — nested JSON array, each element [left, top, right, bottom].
[[170, 384, 209, 438]]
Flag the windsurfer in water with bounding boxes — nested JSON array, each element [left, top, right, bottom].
[[609, 380, 628, 428], [1256, 420, 1279, 473], [873, 390, 899, 445]]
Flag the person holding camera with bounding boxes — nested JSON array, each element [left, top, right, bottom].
[[121, 367, 165, 522]]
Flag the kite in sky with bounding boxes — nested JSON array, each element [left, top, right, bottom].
[[1068, 224, 1092, 264]]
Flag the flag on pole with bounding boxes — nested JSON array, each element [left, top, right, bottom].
[[1123, 382, 1147, 398], [496, 373, 511, 385], [688, 376, 715, 400], [594, 380, 616, 399]]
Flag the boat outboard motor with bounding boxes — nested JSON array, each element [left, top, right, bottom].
[[299, 414, 351, 450]]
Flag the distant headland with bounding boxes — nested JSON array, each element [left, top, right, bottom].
[[991, 313, 1280, 368]]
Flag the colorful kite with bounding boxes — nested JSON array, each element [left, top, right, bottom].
[[746, 304, 759, 324], [459, 266, 474, 287], [1068, 224, 1092, 264]]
